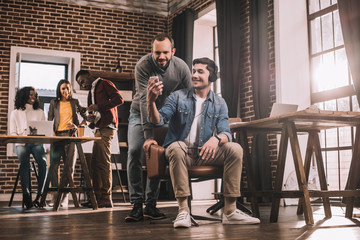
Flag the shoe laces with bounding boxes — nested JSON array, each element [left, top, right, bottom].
[[173, 212, 199, 227], [174, 211, 189, 222], [235, 209, 247, 216]]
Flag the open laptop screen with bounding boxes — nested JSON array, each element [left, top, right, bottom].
[[270, 103, 298, 117], [27, 121, 54, 136]]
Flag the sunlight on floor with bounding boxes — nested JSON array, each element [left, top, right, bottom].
[[294, 206, 360, 240]]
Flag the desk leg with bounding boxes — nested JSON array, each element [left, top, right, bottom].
[[297, 132, 331, 218], [270, 124, 288, 223], [296, 132, 313, 215], [313, 132, 331, 218], [239, 130, 260, 218], [345, 126, 360, 218], [287, 122, 314, 225], [76, 142, 98, 210]]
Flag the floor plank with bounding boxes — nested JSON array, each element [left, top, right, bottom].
[[0, 200, 360, 240]]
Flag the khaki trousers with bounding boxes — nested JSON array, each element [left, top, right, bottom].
[[91, 127, 116, 201], [165, 141, 243, 198]]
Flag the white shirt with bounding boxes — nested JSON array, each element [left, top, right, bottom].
[[9, 104, 45, 146], [9, 103, 45, 136], [184, 95, 205, 156]]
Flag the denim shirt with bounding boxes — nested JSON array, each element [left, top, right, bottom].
[[153, 88, 232, 148]]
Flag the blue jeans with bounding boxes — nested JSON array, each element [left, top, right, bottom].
[[127, 109, 160, 206], [15, 144, 47, 196]]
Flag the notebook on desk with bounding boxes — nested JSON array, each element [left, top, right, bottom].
[[27, 120, 54, 136], [270, 103, 298, 117]]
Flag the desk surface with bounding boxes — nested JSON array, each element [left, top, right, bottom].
[[230, 109, 360, 132], [0, 135, 100, 145]]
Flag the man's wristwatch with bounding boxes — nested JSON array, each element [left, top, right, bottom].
[[215, 134, 222, 143]]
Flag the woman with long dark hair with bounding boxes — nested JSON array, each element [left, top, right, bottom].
[[47, 79, 86, 207], [9, 86, 47, 209]]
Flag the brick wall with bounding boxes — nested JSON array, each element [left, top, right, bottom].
[[0, 0, 167, 194], [267, 0, 277, 184]]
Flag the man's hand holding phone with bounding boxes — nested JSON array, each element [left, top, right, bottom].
[[147, 76, 163, 103]]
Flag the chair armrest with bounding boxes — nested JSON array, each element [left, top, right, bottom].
[[146, 144, 167, 179]]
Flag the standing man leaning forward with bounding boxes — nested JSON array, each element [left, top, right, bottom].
[[146, 57, 260, 228], [126, 33, 192, 221], [76, 70, 124, 208]]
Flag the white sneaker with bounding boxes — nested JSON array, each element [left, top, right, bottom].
[[173, 210, 191, 228], [222, 209, 260, 225]]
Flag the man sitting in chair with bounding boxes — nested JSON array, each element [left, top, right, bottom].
[[145, 57, 260, 228]]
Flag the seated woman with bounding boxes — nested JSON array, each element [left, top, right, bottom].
[[47, 79, 86, 207], [9, 86, 47, 209]]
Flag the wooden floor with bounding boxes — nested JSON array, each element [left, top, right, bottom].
[[1, 199, 360, 240]]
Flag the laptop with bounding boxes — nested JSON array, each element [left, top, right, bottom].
[[27, 120, 54, 136], [270, 103, 298, 117]]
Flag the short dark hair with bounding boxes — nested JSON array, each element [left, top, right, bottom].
[[192, 57, 218, 77], [151, 33, 175, 49], [15, 86, 40, 110], [56, 79, 73, 100], [75, 70, 90, 82]]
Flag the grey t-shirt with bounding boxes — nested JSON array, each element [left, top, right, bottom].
[[131, 53, 192, 139]]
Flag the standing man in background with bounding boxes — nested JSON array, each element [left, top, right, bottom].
[[126, 33, 192, 222], [76, 70, 124, 208]]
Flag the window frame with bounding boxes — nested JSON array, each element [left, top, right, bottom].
[[307, 2, 354, 104], [307, 0, 355, 193]]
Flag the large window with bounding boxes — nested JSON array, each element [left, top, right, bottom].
[[307, 0, 356, 193], [19, 61, 68, 115], [19, 61, 67, 92]]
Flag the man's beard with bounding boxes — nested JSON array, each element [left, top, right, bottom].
[[157, 57, 171, 70]]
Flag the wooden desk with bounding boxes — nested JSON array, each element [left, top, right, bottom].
[[0, 135, 100, 211], [230, 109, 360, 225]]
